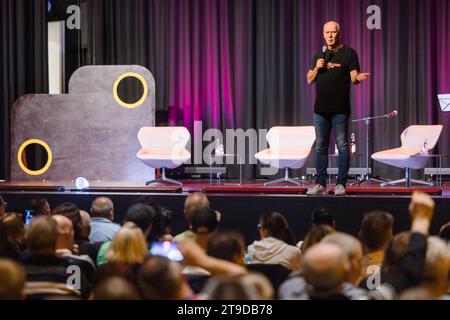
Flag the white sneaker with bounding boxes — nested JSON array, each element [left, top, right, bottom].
[[307, 184, 326, 196], [334, 184, 346, 196]]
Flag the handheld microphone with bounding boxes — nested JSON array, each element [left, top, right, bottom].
[[386, 110, 398, 118], [322, 46, 327, 59]]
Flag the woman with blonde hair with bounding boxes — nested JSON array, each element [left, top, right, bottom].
[[95, 223, 148, 292], [105, 222, 148, 265]]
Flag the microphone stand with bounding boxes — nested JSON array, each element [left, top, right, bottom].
[[350, 113, 392, 186]]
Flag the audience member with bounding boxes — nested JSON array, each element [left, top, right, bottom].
[[96, 203, 156, 266], [300, 224, 335, 253], [0, 258, 25, 300], [206, 231, 246, 266], [52, 202, 83, 245], [0, 196, 6, 218], [92, 276, 140, 300], [247, 212, 301, 271], [0, 213, 25, 260], [191, 207, 220, 250], [359, 210, 394, 277], [420, 236, 449, 299], [132, 195, 173, 242], [105, 222, 148, 266], [301, 242, 350, 299], [311, 207, 335, 228], [28, 198, 51, 216], [139, 255, 196, 300], [439, 221, 450, 243], [202, 275, 261, 300], [20, 216, 82, 299], [89, 197, 120, 243], [174, 192, 210, 242]]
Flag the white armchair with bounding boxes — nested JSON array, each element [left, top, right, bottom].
[[371, 125, 443, 187], [255, 126, 316, 186], [136, 127, 191, 185]]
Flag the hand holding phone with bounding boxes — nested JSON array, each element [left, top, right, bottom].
[[24, 209, 34, 225], [150, 241, 184, 262]]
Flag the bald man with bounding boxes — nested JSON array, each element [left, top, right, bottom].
[[53, 215, 76, 255], [322, 232, 364, 286], [174, 192, 210, 242], [302, 242, 350, 299], [52, 215, 95, 296], [89, 197, 120, 243], [279, 232, 369, 300], [307, 21, 370, 196]]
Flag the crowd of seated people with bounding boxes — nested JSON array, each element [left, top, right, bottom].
[[0, 192, 448, 300]]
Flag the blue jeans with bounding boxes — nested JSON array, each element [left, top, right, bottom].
[[314, 113, 350, 187]]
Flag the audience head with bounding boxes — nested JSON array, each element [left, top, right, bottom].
[[52, 214, 75, 252], [301, 224, 335, 253], [139, 255, 189, 300], [92, 276, 140, 300], [90, 197, 114, 221], [52, 202, 82, 243], [0, 258, 25, 300], [259, 212, 296, 246], [399, 287, 435, 300], [202, 275, 261, 300], [311, 207, 335, 228], [422, 236, 450, 298], [191, 207, 219, 235], [321, 232, 363, 285], [106, 223, 148, 265], [439, 221, 450, 243], [124, 203, 157, 242], [26, 216, 58, 255], [359, 210, 394, 253], [0, 213, 25, 258], [28, 198, 51, 216], [302, 242, 350, 295], [206, 231, 246, 266], [184, 192, 210, 227], [239, 273, 274, 300], [382, 231, 412, 275], [0, 196, 6, 217], [79, 210, 91, 240], [132, 196, 173, 242]]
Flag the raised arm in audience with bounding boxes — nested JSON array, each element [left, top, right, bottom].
[[178, 240, 247, 276]]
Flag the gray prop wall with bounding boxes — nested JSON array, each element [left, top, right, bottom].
[[10, 65, 155, 182]]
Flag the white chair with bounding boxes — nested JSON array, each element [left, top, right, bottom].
[[371, 125, 443, 187], [137, 127, 191, 185], [255, 126, 316, 186]]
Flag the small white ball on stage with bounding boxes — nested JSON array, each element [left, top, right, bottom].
[[75, 177, 90, 190]]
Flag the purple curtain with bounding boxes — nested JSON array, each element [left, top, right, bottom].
[[87, 0, 450, 178]]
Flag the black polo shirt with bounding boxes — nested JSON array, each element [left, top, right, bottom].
[[311, 45, 360, 115]]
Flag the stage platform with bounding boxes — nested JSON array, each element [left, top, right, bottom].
[[1, 180, 449, 244]]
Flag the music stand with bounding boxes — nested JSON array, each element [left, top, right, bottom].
[[438, 94, 450, 112], [350, 112, 395, 186]]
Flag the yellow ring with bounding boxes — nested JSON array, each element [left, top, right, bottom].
[[17, 139, 53, 176], [113, 72, 148, 109]]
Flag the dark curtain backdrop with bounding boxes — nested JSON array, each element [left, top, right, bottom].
[[85, 0, 450, 179], [0, 0, 48, 180], [1, 0, 450, 180]]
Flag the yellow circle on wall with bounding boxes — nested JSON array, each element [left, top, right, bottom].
[[17, 139, 53, 176], [113, 72, 149, 109]]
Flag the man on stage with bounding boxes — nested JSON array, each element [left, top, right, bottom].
[[306, 21, 369, 196]]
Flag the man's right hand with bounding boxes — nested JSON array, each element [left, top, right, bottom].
[[409, 191, 435, 235], [315, 58, 326, 70]]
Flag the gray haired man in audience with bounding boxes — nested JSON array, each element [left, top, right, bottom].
[[302, 242, 351, 299], [89, 197, 120, 243]]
